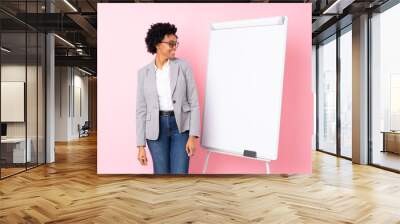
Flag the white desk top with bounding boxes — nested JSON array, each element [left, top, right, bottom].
[[1, 138, 31, 143]]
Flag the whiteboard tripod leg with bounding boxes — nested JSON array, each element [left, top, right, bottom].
[[266, 161, 270, 175], [202, 151, 211, 174]]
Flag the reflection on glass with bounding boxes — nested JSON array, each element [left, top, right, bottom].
[[340, 29, 352, 158], [390, 75, 400, 131], [371, 4, 400, 171], [318, 37, 337, 154]]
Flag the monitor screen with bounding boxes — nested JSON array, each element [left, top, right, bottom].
[[1, 123, 7, 137]]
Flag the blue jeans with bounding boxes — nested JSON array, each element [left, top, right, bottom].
[[146, 114, 190, 174]]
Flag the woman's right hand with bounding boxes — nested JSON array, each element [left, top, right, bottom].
[[137, 146, 148, 166]]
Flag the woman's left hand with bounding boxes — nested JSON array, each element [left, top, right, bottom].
[[185, 136, 197, 157]]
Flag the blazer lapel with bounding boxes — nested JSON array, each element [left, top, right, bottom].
[[169, 59, 179, 97], [147, 59, 159, 100]]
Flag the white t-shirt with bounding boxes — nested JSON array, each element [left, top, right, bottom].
[[154, 59, 174, 111]]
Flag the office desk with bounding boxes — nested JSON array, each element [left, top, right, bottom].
[[381, 131, 400, 154], [1, 138, 32, 164]]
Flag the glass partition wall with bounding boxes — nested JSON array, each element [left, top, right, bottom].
[[316, 26, 353, 159], [317, 35, 337, 155], [315, 0, 400, 173], [0, 1, 46, 179], [370, 3, 400, 172]]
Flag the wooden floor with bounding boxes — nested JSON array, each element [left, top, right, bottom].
[[0, 167, 26, 178], [373, 150, 400, 171], [0, 134, 400, 224]]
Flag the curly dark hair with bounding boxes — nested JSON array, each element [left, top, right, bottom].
[[145, 22, 178, 54]]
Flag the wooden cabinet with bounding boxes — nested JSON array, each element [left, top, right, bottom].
[[382, 132, 400, 154]]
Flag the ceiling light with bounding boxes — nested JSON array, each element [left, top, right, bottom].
[[54, 34, 75, 48], [63, 0, 78, 12], [78, 67, 93, 76], [1, 47, 11, 53], [323, 0, 355, 15]]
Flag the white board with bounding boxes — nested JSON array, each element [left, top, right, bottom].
[[1, 82, 25, 122], [201, 16, 288, 161]]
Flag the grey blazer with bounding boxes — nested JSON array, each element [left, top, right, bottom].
[[136, 57, 201, 147]]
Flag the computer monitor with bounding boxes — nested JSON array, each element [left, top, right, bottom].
[[1, 123, 7, 137]]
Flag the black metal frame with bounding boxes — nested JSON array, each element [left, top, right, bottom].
[[367, 10, 373, 166], [336, 27, 341, 158], [315, 44, 319, 151]]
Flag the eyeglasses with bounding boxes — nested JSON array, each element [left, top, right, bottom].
[[161, 41, 179, 48]]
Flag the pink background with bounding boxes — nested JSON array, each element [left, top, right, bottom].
[[97, 3, 312, 174]]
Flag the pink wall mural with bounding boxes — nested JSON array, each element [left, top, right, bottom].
[[97, 3, 313, 174]]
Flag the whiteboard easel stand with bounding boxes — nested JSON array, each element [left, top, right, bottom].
[[200, 16, 287, 176], [202, 150, 271, 174]]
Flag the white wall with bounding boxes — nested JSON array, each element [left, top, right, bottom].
[[1, 65, 39, 137], [72, 72, 89, 138], [55, 66, 69, 141], [55, 67, 89, 141]]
